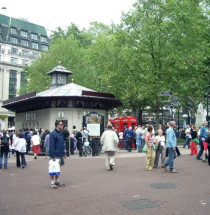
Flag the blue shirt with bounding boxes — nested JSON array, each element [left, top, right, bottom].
[[200, 126, 209, 140], [49, 129, 65, 158], [166, 127, 177, 148]]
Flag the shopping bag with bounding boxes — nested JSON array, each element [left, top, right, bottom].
[[49, 159, 60, 176], [142, 143, 147, 153]]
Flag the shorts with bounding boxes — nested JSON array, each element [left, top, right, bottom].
[[203, 142, 208, 151]]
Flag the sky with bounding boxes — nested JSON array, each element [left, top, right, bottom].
[[0, 0, 136, 34]]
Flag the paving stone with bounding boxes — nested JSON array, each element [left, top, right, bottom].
[[150, 183, 176, 189]]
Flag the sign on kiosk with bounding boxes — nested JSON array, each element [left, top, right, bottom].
[[83, 112, 104, 137]]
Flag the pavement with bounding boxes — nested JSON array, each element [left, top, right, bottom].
[[0, 147, 210, 215]]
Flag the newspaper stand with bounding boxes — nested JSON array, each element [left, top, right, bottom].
[[83, 112, 104, 156]]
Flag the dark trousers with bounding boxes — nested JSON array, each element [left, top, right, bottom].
[[77, 141, 83, 157], [208, 146, 210, 165], [127, 138, 132, 152], [65, 138, 70, 157], [16, 151, 27, 167], [70, 139, 75, 155]]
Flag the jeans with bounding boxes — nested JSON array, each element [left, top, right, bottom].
[[127, 137, 132, 152], [136, 136, 142, 150], [163, 148, 176, 171], [0, 151, 8, 168], [183, 136, 191, 148], [124, 138, 127, 150], [16, 151, 27, 167], [197, 139, 207, 159], [119, 139, 124, 149]]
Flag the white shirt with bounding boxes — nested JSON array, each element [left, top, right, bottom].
[[15, 138, 27, 153], [155, 135, 166, 147], [142, 129, 146, 139], [31, 135, 40, 146], [119, 132, 123, 140], [185, 128, 192, 138], [136, 127, 143, 135]]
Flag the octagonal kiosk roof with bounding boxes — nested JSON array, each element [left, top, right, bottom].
[[2, 65, 122, 112]]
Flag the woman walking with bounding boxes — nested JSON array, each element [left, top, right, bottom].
[[31, 131, 41, 159], [15, 133, 27, 168], [145, 126, 155, 171], [153, 129, 166, 168], [190, 125, 198, 155]]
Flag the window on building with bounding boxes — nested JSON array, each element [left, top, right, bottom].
[[10, 57, 18, 64], [40, 36, 47, 43], [41, 45, 48, 51], [9, 70, 17, 99], [32, 52, 39, 59], [20, 72, 27, 88], [21, 59, 29, 66], [22, 50, 29, 57], [10, 37, 18, 44], [0, 55, 1, 61], [31, 33, 38, 40], [21, 39, 29, 47], [31, 42, 38, 49], [10, 28, 17, 35], [11, 47, 18, 54], [20, 30, 28, 38]]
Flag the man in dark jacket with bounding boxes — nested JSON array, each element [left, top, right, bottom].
[[49, 121, 66, 188], [0, 130, 10, 169], [62, 125, 70, 157]]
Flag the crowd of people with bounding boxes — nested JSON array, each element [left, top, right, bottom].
[[0, 120, 209, 188]]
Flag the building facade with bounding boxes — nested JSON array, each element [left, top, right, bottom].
[[0, 14, 49, 129]]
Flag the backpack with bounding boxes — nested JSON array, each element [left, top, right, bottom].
[[1, 136, 9, 152]]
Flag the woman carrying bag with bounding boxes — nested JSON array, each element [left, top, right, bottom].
[[145, 126, 155, 171]]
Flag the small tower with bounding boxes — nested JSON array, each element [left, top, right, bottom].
[[46, 65, 73, 89]]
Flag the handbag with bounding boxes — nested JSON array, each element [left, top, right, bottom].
[[142, 143, 147, 152]]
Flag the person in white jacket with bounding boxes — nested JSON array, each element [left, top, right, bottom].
[[14, 133, 27, 168], [101, 123, 119, 171]]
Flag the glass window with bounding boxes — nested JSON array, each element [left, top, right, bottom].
[[20, 72, 27, 88], [32, 53, 39, 59], [31, 33, 38, 40], [21, 59, 29, 66], [11, 47, 18, 54], [10, 28, 17, 35], [9, 70, 17, 99], [40, 36, 47, 43], [32, 42, 38, 49], [41, 45, 48, 51], [22, 50, 29, 57], [10, 57, 18, 64], [0, 55, 1, 61], [10, 37, 18, 44], [20, 31, 28, 38], [21, 40, 29, 47]]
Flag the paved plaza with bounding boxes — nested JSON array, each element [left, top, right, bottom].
[[0, 148, 209, 215]]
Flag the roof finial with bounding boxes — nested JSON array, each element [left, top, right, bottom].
[[72, 79, 74, 83]]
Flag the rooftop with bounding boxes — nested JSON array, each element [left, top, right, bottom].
[[0, 14, 47, 36]]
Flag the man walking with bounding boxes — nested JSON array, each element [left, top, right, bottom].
[[197, 121, 209, 160], [101, 123, 119, 171], [162, 121, 178, 173], [49, 121, 66, 188], [183, 125, 191, 149]]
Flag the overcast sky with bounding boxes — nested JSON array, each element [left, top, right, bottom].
[[0, 0, 135, 34]]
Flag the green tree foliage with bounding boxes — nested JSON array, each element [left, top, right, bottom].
[[20, 0, 209, 127]]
